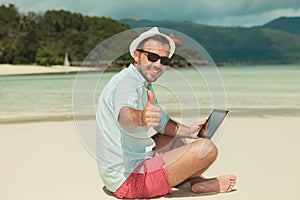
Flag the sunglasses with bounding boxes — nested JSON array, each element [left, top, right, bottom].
[[137, 49, 171, 65]]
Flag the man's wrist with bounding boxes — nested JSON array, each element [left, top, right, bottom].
[[164, 119, 179, 136]]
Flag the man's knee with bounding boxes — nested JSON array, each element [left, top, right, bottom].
[[193, 139, 218, 160]]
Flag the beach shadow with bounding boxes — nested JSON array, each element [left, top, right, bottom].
[[166, 182, 218, 198], [102, 184, 237, 199], [102, 186, 162, 200], [166, 182, 237, 198], [102, 186, 114, 197], [102, 186, 165, 199]]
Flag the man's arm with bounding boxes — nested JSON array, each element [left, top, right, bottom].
[[118, 107, 143, 129], [164, 119, 208, 139], [118, 90, 161, 129]]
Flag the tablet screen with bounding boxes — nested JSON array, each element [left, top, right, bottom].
[[198, 109, 229, 139]]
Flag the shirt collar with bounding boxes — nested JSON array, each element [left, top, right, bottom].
[[128, 64, 152, 90]]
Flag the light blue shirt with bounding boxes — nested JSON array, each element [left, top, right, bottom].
[[96, 64, 170, 192]]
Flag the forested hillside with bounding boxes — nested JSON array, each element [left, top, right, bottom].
[[120, 18, 300, 64], [1, 4, 300, 65], [263, 17, 300, 34], [0, 4, 130, 65]]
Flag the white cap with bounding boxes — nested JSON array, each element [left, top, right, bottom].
[[129, 27, 176, 58]]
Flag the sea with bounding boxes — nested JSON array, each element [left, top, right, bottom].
[[0, 64, 300, 124]]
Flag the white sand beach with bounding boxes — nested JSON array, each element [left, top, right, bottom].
[[1, 117, 299, 200], [0, 64, 100, 75]]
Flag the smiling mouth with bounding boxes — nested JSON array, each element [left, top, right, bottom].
[[150, 69, 160, 75]]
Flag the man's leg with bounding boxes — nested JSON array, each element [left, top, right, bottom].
[[152, 134, 236, 193], [152, 133, 186, 153], [152, 134, 216, 180], [162, 138, 217, 186]]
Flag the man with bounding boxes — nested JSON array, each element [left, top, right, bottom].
[[96, 27, 236, 199]]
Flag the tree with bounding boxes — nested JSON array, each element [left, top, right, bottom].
[[35, 46, 63, 66]]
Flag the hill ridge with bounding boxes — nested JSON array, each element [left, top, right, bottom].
[[120, 17, 300, 63]]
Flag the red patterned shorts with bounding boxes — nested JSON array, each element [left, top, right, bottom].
[[113, 153, 172, 199]]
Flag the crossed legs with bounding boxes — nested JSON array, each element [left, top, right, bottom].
[[152, 134, 237, 193]]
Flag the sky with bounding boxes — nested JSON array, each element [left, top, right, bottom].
[[1, 0, 300, 27]]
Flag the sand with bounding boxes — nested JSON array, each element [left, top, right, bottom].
[[0, 64, 100, 75], [1, 117, 299, 200]]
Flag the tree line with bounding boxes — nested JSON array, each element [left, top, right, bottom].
[[0, 4, 131, 66]]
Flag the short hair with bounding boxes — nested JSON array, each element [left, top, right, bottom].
[[136, 35, 171, 50]]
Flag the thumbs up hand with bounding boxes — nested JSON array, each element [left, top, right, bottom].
[[142, 90, 161, 127]]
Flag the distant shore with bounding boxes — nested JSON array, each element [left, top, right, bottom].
[[0, 63, 202, 76], [0, 63, 197, 76], [0, 64, 102, 76], [1, 62, 299, 76]]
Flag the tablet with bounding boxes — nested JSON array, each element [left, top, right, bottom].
[[198, 109, 229, 139]]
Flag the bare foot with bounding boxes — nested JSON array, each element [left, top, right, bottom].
[[190, 175, 237, 193]]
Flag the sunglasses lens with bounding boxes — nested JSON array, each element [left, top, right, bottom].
[[147, 52, 160, 62], [148, 53, 171, 65], [138, 49, 171, 65], [161, 58, 171, 65]]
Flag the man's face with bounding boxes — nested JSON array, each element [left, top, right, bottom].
[[134, 39, 170, 83]]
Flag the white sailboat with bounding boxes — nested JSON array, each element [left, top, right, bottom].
[[64, 53, 70, 66]]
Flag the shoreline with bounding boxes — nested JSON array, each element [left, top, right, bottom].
[[1, 107, 299, 125], [0, 64, 102, 76], [1, 62, 298, 76]]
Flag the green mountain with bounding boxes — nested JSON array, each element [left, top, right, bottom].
[[263, 17, 300, 35], [1, 4, 299, 65], [120, 18, 300, 64]]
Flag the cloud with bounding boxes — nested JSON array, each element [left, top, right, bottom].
[[1, 0, 300, 26]]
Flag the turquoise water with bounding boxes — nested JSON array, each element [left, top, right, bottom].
[[219, 64, 300, 117], [0, 64, 299, 123]]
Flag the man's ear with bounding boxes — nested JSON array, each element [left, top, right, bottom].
[[133, 50, 139, 63]]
